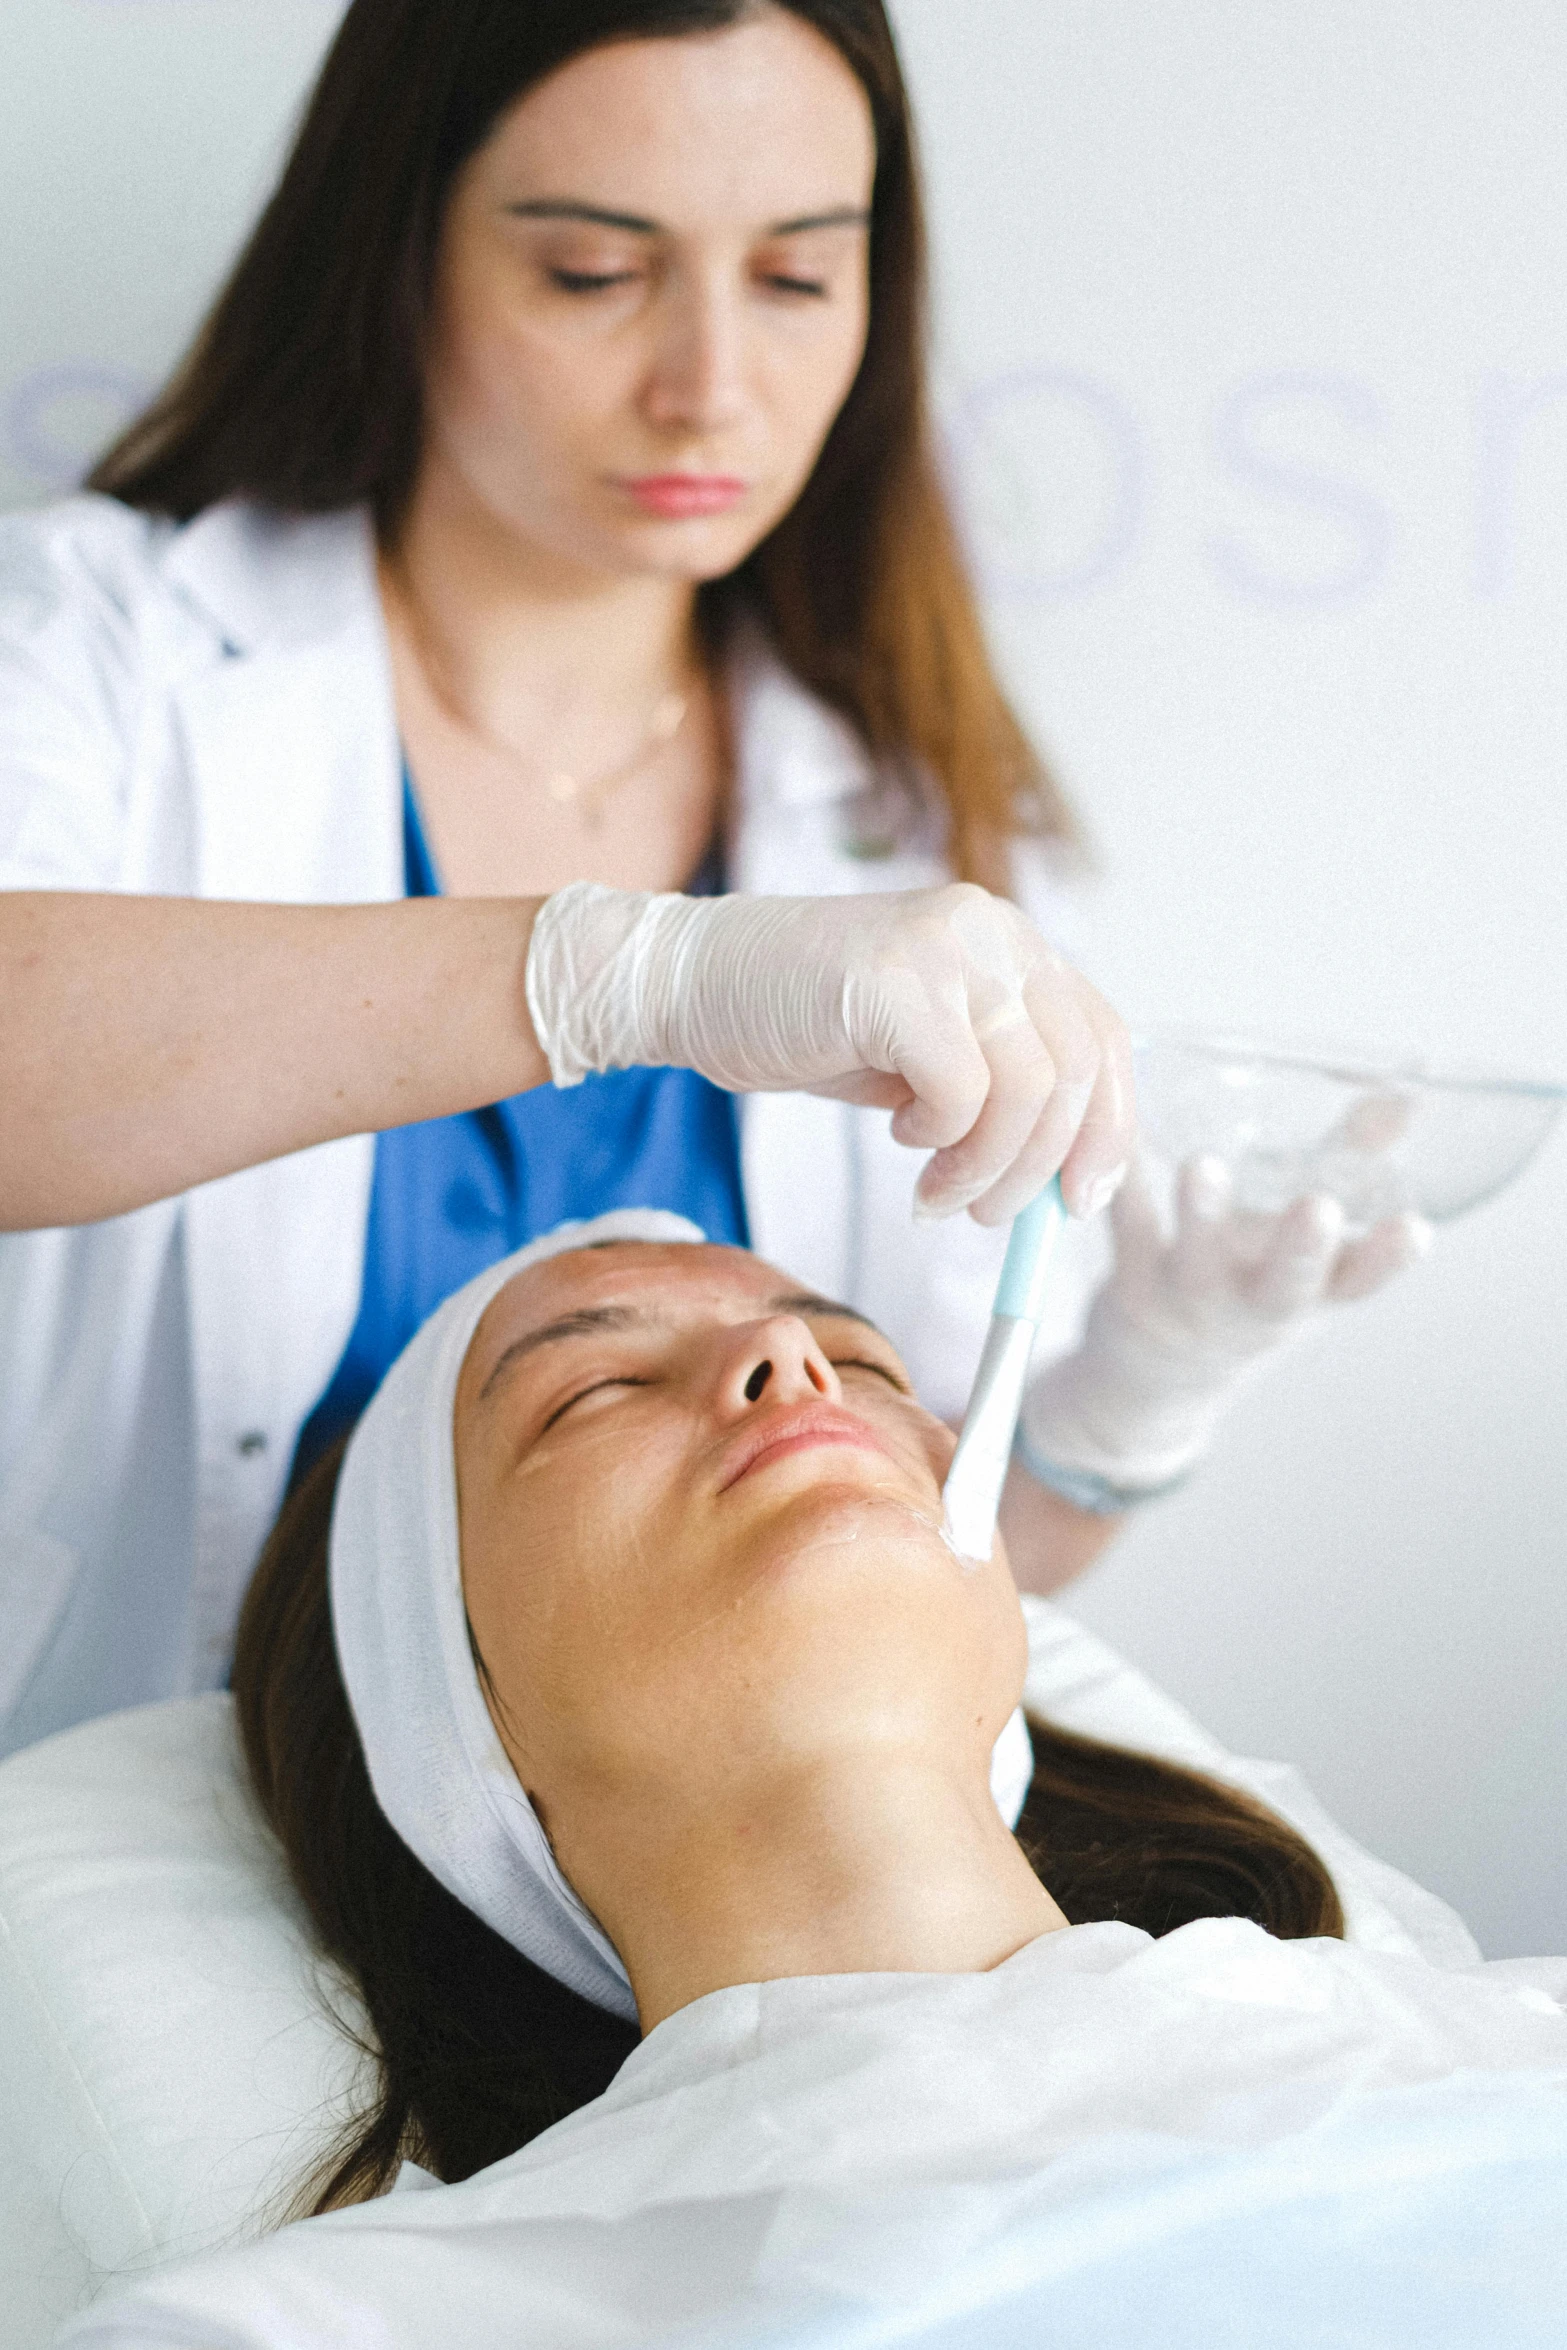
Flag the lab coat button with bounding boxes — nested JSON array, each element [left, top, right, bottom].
[[236, 1431, 269, 1458]]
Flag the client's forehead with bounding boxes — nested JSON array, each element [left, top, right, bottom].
[[465, 1242, 885, 1400]]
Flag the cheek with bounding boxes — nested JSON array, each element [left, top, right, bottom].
[[461, 1423, 692, 1759], [438, 320, 576, 465], [761, 306, 868, 463], [891, 1398, 958, 1495], [431, 264, 624, 481]]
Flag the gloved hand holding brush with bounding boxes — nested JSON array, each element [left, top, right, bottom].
[[527, 879, 1133, 1227], [1018, 1153, 1433, 1508]]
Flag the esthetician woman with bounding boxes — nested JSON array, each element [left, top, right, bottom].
[[0, 0, 1423, 1758]]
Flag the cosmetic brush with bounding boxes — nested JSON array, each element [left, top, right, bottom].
[[940, 1175, 1066, 1561]]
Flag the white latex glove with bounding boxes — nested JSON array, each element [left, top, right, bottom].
[[1019, 1152, 1434, 1498], [525, 881, 1132, 1222]]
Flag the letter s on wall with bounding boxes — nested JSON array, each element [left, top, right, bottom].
[[1206, 370, 1393, 610]]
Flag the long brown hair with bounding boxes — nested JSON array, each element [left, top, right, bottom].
[[233, 1440, 1343, 2217], [87, 0, 1072, 886]]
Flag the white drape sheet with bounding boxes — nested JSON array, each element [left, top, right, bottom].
[[60, 1916, 1567, 2350]]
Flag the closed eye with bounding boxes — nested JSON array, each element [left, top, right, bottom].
[[832, 1356, 910, 1394], [541, 1375, 652, 1432], [764, 272, 829, 297], [549, 268, 640, 294]]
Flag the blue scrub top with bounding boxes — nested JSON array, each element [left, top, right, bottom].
[[289, 779, 748, 1486]]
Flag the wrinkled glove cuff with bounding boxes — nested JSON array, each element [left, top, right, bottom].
[[526, 883, 710, 1088], [1013, 1423, 1196, 1516]]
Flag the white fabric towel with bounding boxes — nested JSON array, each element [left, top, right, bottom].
[[329, 1210, 1033, 2025]]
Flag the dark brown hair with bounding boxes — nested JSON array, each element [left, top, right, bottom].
[[87, 0, 1072, 886], [234, 1439, 1343, 2215]]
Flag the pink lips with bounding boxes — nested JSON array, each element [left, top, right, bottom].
[[718, 1406, 894, 1494], [620, 474, 749, 519]]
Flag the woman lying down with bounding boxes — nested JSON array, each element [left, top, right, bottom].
[[67, 1211, 1567, 2349]]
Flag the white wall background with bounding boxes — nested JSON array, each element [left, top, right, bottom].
[[3, 1, 1563, 1956]]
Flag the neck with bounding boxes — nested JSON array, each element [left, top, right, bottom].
[[386, 456, 699, 731], [573, 1756, 1067, 2035]]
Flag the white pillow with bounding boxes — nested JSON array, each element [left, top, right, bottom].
[[0, 1693, 370, 2349], [0, 1602, 1479, 2348]]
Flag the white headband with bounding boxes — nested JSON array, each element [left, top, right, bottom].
[[329, 1211, 1035, 2023]]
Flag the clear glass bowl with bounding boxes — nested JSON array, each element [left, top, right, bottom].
[[1133, 1032, 1566, 1234]]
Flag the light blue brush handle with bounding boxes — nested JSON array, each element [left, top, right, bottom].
[[993, 1176, 1067, 1323]]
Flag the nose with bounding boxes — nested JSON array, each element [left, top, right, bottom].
[[713, 1315, 843, 1418], [640, 267, 749, 439]]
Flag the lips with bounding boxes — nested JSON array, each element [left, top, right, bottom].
[[717, 1405, 894, 1494], [620, 474, 749, 519]]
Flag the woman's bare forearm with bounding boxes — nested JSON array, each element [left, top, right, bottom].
[[998, 1457, 1123, 1595], [0, 892, 550, 1229]]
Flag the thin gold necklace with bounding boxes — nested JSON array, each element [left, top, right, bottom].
[[389, 557, 695, 831], [542, 686, 690, 829]]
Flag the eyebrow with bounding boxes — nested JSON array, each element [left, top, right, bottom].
[[479, 1304, 642, 1400], [478, 1290, 888, 1403], [505, 199, 872, 237]]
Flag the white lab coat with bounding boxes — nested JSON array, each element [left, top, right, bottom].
[[0, 494, 1085, 1755]]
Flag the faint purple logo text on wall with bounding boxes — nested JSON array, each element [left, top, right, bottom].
[[5, 353, 1564, 608], [944, 365, 1567, 610]]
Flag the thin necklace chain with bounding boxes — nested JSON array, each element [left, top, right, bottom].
[[387, 554, 696, 830]]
